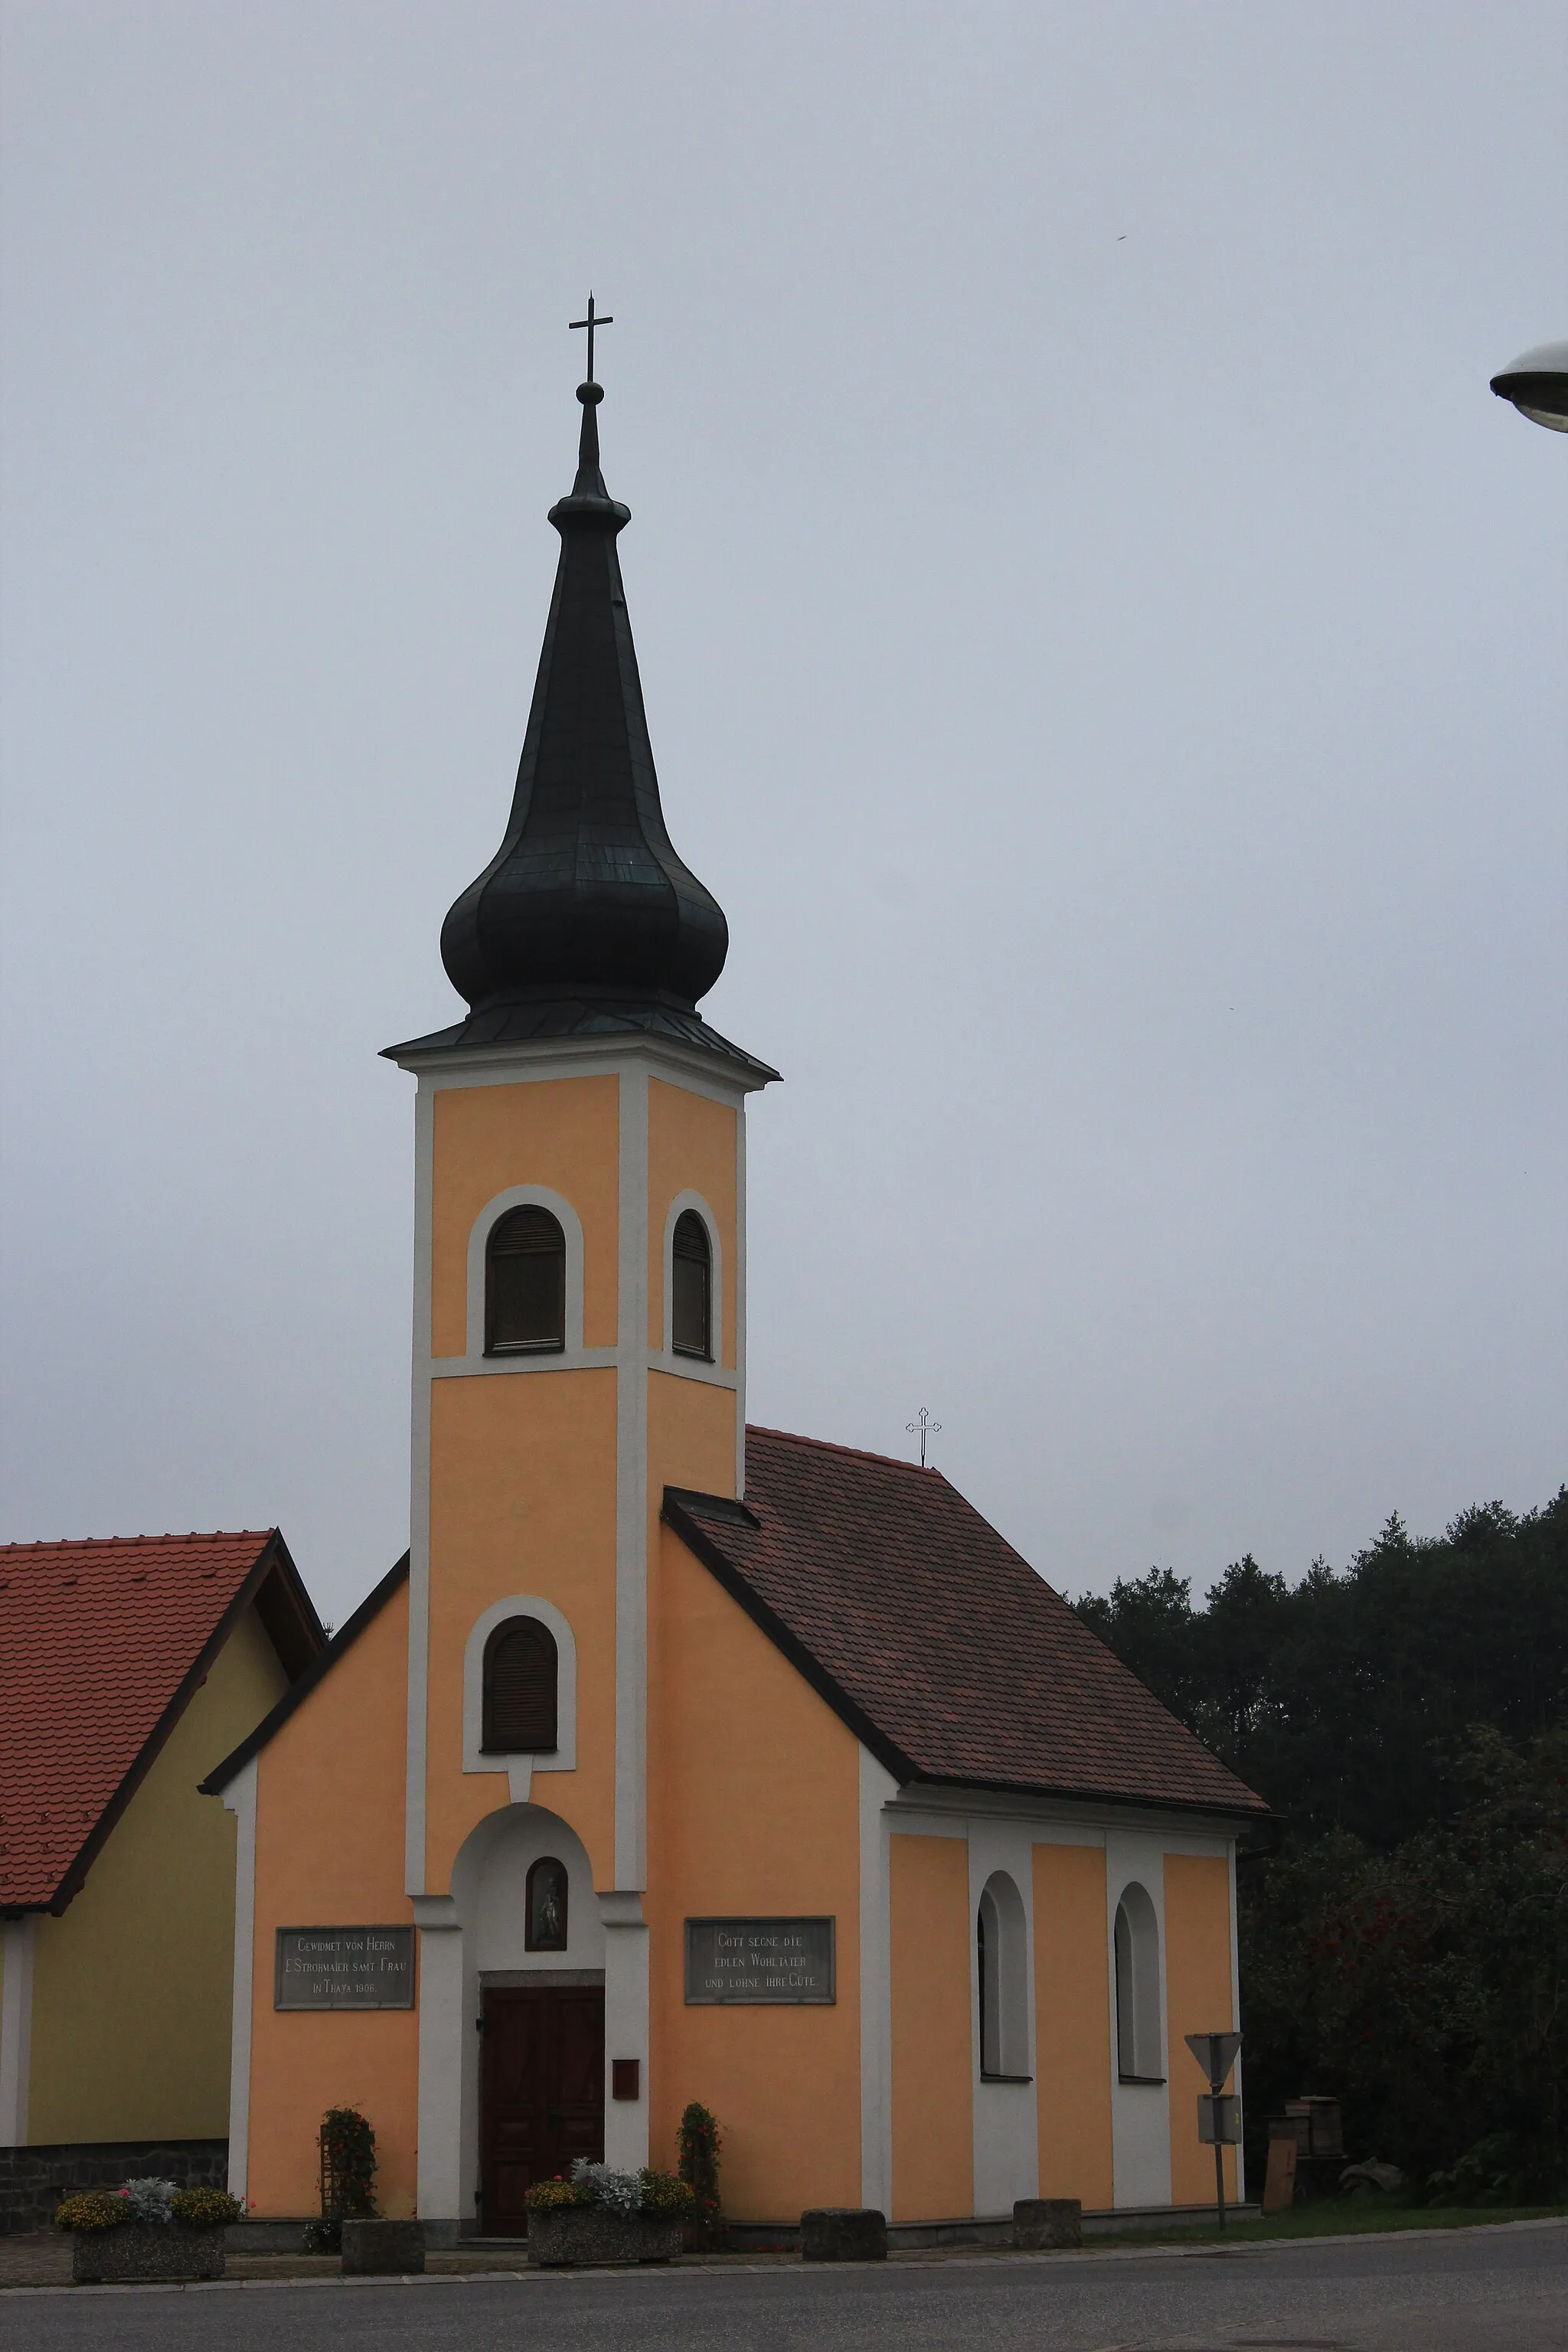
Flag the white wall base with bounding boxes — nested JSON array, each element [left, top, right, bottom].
[[0, 1916, 38, 2147]]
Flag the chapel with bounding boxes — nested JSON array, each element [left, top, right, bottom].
[[184, 360, 1271, 2239]]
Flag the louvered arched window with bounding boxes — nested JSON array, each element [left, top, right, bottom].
[[671, 1210, 712, 1360], [482, 1616, 559, 1752], [485, 1206, 566, 1354]]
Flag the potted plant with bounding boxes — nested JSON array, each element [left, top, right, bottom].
[[677, 2102, 725, 2248], [302, 2105, 379, 2254], [524, 2162, 694, 2265], [56, 2180, 242, 2283]]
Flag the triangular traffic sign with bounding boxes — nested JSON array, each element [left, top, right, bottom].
[[1185, 2030, 1242, 2089]]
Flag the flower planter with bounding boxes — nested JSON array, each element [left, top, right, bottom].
[[71, 2224, 225, 2284], [526, 2207, 682, 2266]]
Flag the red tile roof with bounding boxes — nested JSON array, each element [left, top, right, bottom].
[[665, 1428, 1269, 1820], [0, 1531, 289, 1910]]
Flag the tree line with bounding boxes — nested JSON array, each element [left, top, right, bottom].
[[1075, 1488, 1568, 2197]]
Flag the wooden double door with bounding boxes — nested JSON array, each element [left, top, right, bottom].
[[479, 1984, 604, 2235]]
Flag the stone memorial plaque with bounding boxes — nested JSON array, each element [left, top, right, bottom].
[[274, 1926, 416, 2010], [684, 1916, 835, 2004]]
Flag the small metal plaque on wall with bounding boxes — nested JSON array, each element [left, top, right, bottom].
[[684, 1917, 835, 2004], [274, 1926, 416, 2010]]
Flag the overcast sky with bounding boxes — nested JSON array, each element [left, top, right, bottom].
[[2, 1, 1563, 1633]]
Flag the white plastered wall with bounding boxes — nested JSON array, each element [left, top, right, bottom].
[[1106, 1831, 1171, 2210], [967, 1818, 1040, 2217]]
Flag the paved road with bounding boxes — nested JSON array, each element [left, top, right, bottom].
[[7, 2222, 1568, 2351]]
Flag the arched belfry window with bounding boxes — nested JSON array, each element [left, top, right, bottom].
[[1114, 1882, 1164, 2082], [525, 1857, 569, 1952], [977, 1871, 1031, 2079], [482, 1616, 559, 1753], [485, 1207, 566, 1355], [671, 1210, 712, 1360]]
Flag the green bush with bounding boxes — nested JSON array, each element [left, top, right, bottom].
[[637, 2168, 697, 2219], [170, 2188, 243, 2229], [320, 2105, 377, 2220], [302, 2218, 341, 2254], [54, 2192, 127, 2233], [677, 2102, 723, 2230]]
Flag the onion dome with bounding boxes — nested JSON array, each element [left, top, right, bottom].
[[436, 378, 732, 1037]]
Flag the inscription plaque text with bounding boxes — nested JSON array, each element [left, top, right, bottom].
[[274, 1926, 415, 2011], [684, 1916, 835, 2004]]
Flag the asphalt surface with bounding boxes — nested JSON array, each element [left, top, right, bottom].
[[6, 2220, 1568, 2351]]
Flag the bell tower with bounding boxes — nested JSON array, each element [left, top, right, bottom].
[[384, 353, 776, 2216]]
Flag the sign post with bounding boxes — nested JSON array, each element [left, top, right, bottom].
[[1184, 2031, 1243, 2230]]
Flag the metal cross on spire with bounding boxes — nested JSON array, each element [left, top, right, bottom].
[[906, 1407, 942, 1468], [569, 292, 614, 384]]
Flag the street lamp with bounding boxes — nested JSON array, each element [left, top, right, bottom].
[[1490, 339, 1568, 433]]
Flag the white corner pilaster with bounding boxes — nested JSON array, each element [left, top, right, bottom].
[[0, 1915, 38, 2148], [406, 1076, 436, 1897], [614, 1062, 650, 1891], [858, 1746, 897, 2211], [413, 1896, 465, 2222], [734, 1102, 748, 1497], [219, 1760, 258, 2198], [600, 1890, 650, 2170], [1229, 1838, 1245, 2204]]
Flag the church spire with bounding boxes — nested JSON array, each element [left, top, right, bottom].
[[437, 348, 730, 1036]]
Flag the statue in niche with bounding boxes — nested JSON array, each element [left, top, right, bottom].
[[526, 1856, 568, 1952]]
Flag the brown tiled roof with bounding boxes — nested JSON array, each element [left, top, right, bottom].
[[665, 1428, 1269, 1820], [0, 1530, 322, 1911]]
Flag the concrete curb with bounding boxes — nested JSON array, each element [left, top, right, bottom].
[[3, 2213, 1566, 2296]]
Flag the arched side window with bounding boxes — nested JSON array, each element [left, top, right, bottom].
[[1114, 1881, 1164, 2082], [977, 1870, 1031, 2079], [671, 1210, 712, 1360], [525, 1856, 569, 1952], [485, 1207, 566, 1355], [482, 1616, 559, 1753]]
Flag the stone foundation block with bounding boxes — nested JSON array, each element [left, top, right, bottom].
[[800, 2207, 888, 2262], [340, 2219, 426, 2275], [1013, 2197, 1083, 2249]]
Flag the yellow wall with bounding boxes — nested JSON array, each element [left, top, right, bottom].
[[647, 1524, 861, 2219], [26, 1605, 289, 2145], [1031, 1843, 1114, 2208], [430, 1076, 619, 1354], [1163, 1854, 1238, 2203], [246, 1580, 417, 2219], [424, 1367, 619, 1889], [889, 1834, 973, 2221], [647, 1079, 737, 1367]]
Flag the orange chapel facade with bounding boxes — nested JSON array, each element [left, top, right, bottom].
[[201, 371, 1269, 2239]]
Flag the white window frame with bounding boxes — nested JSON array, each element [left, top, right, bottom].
[[977, 1869, 1031, 2081], [660, 1190, 723, 1367], [464, 1186, 586, 1364], [1113, 1880, 1165, 2083], [462, 1594, 577, 1802]]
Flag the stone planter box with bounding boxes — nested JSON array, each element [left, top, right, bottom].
[[526, 2207, 681, 2266], [341, 2218, 425, 2275], [1013, 2197, 1082, 2250], [801, 2207, 887, 2262], [70, 2224, 225, 2283]]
